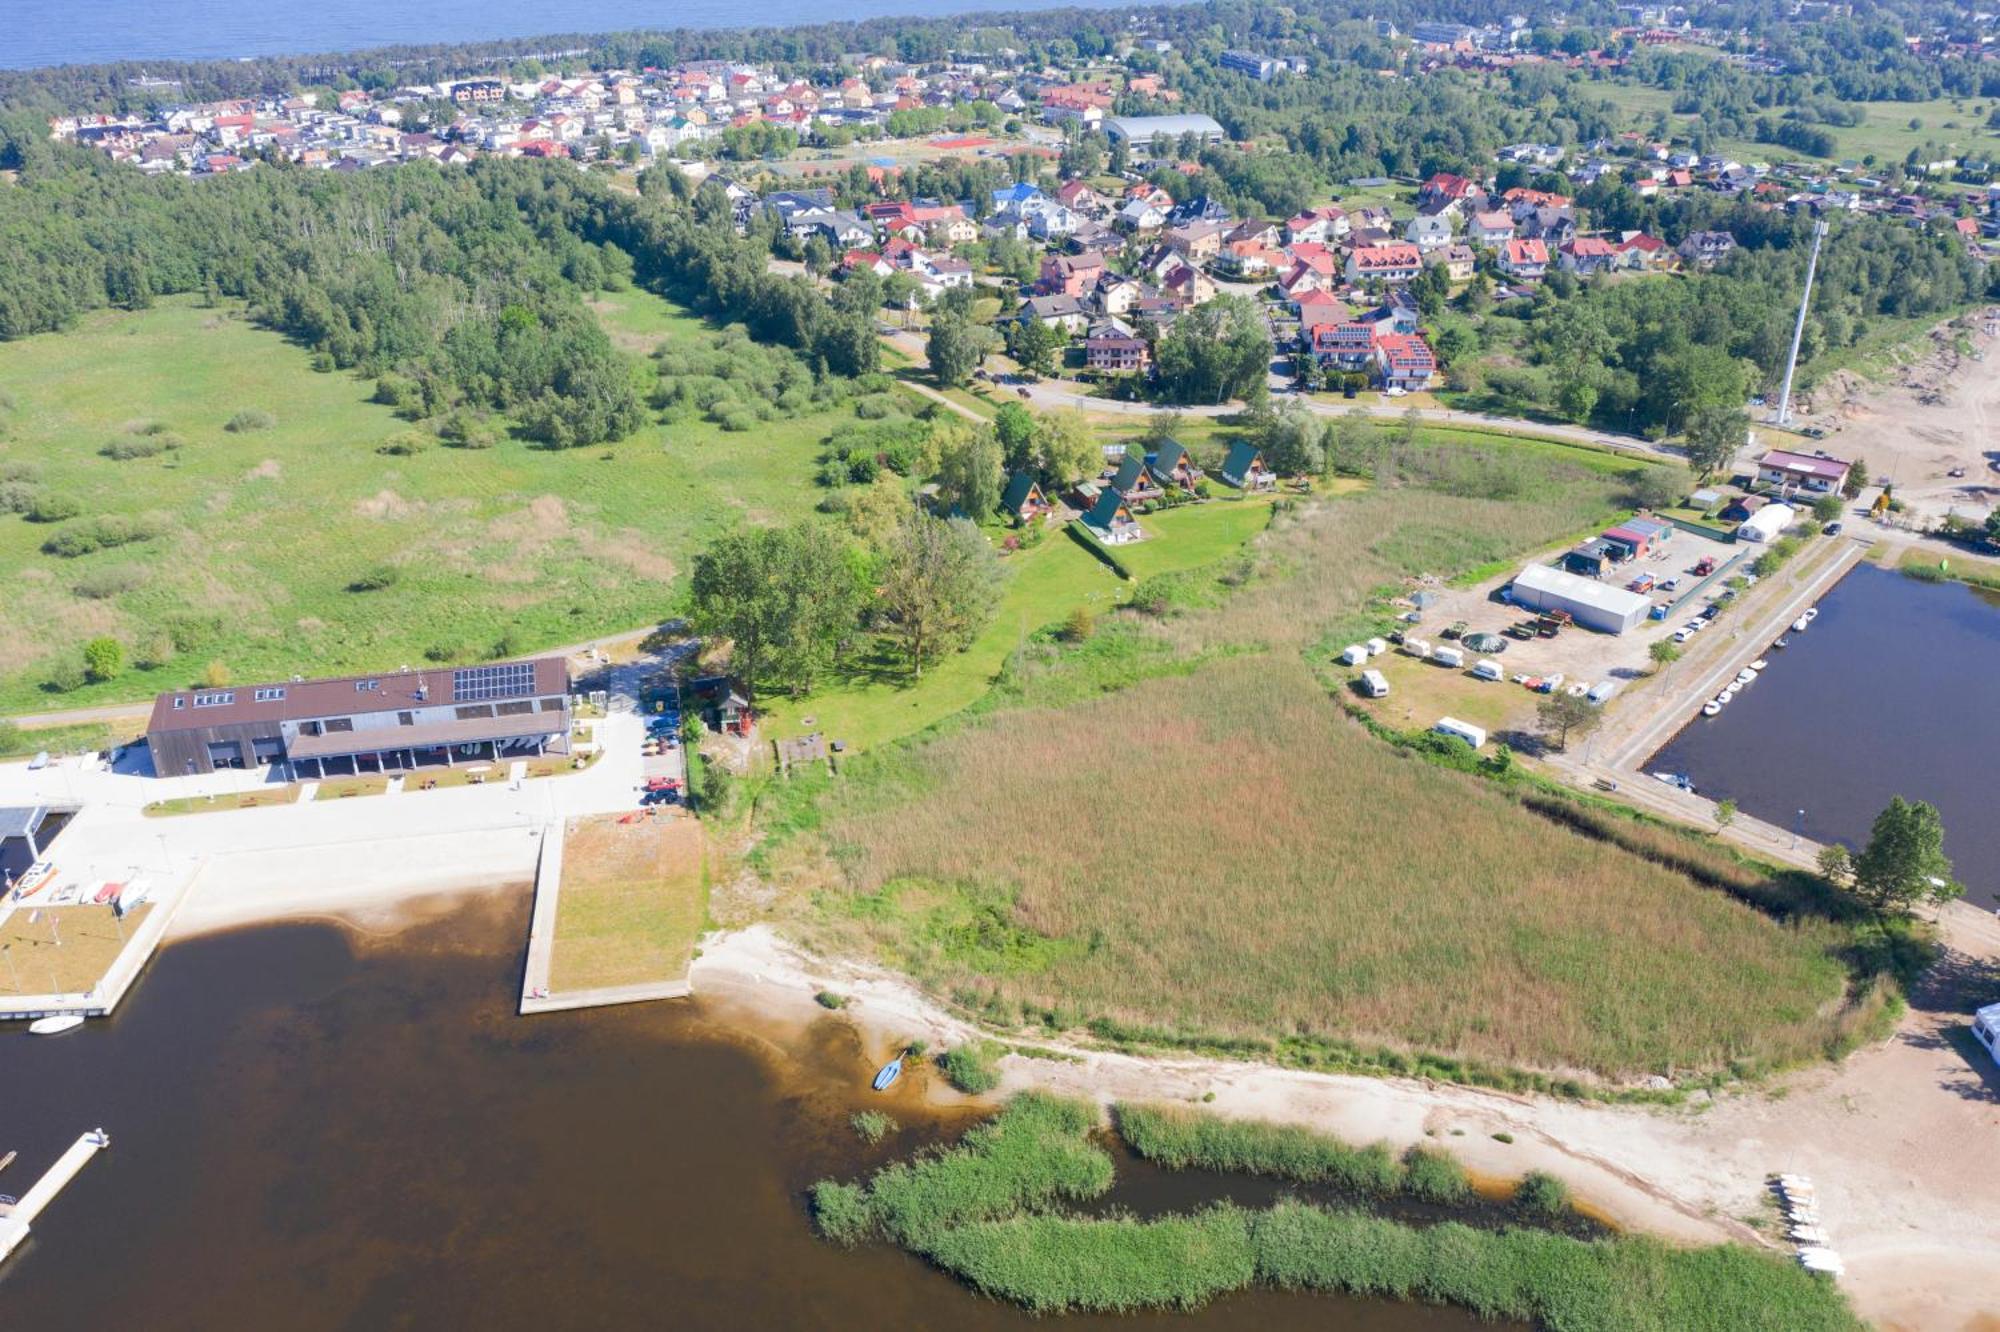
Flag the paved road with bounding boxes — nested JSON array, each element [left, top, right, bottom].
[[879, 328, 1679, 461]]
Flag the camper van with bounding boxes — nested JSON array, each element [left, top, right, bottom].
[[1364, 637, 1388, 657], [1430, 645, 1465, 669], [1339, 644, 1369, 666], [1974, 1002, 2000, 1067], [1470, 659, 1504, 682], [1360, 669, 1390, 699], [1433, 716, 1486, 749]]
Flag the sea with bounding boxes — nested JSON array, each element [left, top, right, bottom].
[[2, 0, 1136, 71], [2, 896, 1497, 1332]]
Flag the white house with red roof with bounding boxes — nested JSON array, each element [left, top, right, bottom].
[[1498, 236, 1549, 279], [1374, 331, 1437, 390], [1757, 449, 1851, 495], [1558, 236, 1620, 275], [1345, 242, 1424, 283]]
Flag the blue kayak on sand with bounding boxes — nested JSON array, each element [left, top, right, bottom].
[[871, 1053, 905, 1092]]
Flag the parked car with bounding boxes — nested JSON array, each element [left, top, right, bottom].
[[1824, 521, 1843, 536]]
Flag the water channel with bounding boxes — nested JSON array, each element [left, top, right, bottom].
[[1648, 562, 2000, 909], [2, 894, 1499, 1331]]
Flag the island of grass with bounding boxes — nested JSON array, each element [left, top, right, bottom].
[[761, 440, 1913, 1089], [809, 1094, 1861, 1329]]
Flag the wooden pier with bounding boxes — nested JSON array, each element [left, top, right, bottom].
[[0, 1129, 110, 1264]]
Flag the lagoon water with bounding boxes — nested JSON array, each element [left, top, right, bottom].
[[3, 0, 1135, 71], [3, 895, 1494, 1332], [1648, 562, 2000, 909]]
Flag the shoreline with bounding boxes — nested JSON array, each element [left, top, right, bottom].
[[149, 868, 2000, 1329]]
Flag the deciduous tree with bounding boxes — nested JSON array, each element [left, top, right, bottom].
[[1853, 796, 1959, 913], [878, 516, 1003, 676]]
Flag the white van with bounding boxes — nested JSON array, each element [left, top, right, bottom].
[[1431, 645, 1465, 668], [1360, 669, 1390, 699], [1471, 659, 1504, 682], [1434, 716, 1487, 749], [1975, 1003, 2000, 1066], [1403, 637, 1431, 659], [1365, 637, 1388, 657], [1339, 644, 1369, 666]]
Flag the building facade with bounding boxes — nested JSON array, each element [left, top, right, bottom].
[[145, 658, 571, 778]]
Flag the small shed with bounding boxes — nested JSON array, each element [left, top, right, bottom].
[[1563, 540, 1616, 577]]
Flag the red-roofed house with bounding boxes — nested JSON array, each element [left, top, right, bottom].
[[1418, 172, 1481, 212], [1558, 236, 1620, 275], [1757, 449, 1852, 495], [1311, 321, 1378, 374], [1615, 232, 1665, 270], [1374, 332, 1437, 390], [1345, 242, 1424, 283], [1498, 237, 1549, 280]]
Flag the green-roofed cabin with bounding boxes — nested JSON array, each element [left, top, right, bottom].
[[1106, 451, 1162, 503], [1220, 441, 1275, 491], [1082, 489, 1143, 545], [1000, 471, 1052, 524], [1149, 439, 1201, 492]]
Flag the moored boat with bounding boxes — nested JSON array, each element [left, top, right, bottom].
[[1703, 702, 1722, 716], [1749, 659, 1769, 671], [871, 1051, 906, 1092], [28, 1014, 84, 1036], [1792, 616, 1810, 633]]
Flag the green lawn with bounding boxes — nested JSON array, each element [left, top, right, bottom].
[[1122, 499, 1278, 579], [0, 292, 847, 713]]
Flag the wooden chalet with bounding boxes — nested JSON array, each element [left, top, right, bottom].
[[1148, 439, 1202, 493], [1105, 452, 1162, 504], [1220, 441, 1275, 491], [1081, 489, 1143, 545], [1000, 471, 1052, 524]]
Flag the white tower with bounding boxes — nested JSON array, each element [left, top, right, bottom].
[[1773, 218, 1829, 428]]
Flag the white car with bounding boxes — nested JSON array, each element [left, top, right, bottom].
[[1384, 386, 1407, 397]]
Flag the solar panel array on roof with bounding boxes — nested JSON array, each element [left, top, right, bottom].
[[453, 661, 537, 702]]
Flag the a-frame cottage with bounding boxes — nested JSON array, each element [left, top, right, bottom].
[[1000, 471, 1052, 524], [1220, 441, 1275, 491], [1081, 489, 1143, 544], [1148, 438, 1202, 493], [1105, 451, 1162, 504]]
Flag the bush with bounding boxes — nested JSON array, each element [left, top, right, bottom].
[[224, 408, 276, 433], [100, 435, 175, 460], [1399, 1146, 1471, 1203], [26, 492, 82, 523], [82, 636, 124, 683], [74, 565, 146, 600], [937, 1042, 1003, 1095], [1513, 1170, 1570, 1219], [1063, 607, 1096, 642], [851, 1110, 895, 1144], [853, 393, 900, 420], [0, 481, 40, 513], [815, 990, 847, 1009], [377, 429, 434, 456], [348, 565, 401, 592], [41, 514, 162, 556], [1115, 1103, 1403, 1196], [811, 1180, 876, 1246]]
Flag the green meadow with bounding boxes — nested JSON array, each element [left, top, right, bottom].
[[0, 290, 840, 712]]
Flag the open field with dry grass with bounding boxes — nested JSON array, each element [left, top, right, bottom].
[[550, 813, 708, 993], [767, 450, 1898, 1082]]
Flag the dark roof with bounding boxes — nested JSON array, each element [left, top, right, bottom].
[[147, 657, 568, 735], [1149, 439, 1189, 477], [1000, 470, 1045, 516], [287, 708, 562, 759], [1109, 453, 1149, 494], [1221, 441, 1266, 484], [1082, 489, 1134, 531]]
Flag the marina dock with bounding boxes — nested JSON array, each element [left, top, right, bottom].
[[0, 1129, 110, 1264]]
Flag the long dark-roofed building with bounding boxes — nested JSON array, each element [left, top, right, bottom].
[[145, 657, 571, 778]]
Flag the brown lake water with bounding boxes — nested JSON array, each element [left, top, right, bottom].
[[1, 893, 1498, 1331]]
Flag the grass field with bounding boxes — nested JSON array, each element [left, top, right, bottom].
[[0, 903, 152, 996], [0, 290, 847, 714], [549, 812, 709, 992], [759, 500, 1282, 752], [785, 467, 1883, 1080], [1588, 81, 2000, 175]]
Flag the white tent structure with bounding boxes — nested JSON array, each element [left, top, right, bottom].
[[1736, 502, 1795, 544]]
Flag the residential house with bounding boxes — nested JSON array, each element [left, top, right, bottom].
[[1404, 214, 1454, 253], [1757, 449, 1851, 495], [1160, 263, 1217, 306], [1615, 231, 1666, 269], [1374, 332, 1437, 390], [1428, 243, 1478, 281], [1468, 210, 1515, 248], [1039, 252, 1105, 298], [1418, 171, 1482, 213], [1081, 489, 1143, 544], [1117, 197, 1168, 232], [1149, 439, 1202, 493], [1019, 294, 1091, 335], [1678, 229, 1737, 269], [1558, 236, 1620, 275], [1166, 219, 1227, 262], [1054, 179, 1099, 213], [1312, 321, 1377, 375], [1220, 441, 1276, 491], [1000, 472, 1053, 524], [1085, 326, 1150, 373], [1345, 242, 1424, 284], [1497, 236, 1549, 280], [1104, 452, 1163, 504]]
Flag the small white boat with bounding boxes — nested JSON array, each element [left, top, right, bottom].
[[1803, 606, 1819, 621], [1749, 659, 1769, 671], [1735, 669, 1756, 685], [1703, 702, 1722, 717], [1792, 616, 1810, 633], [28, 1014, 84, 1036], [1773, 636, 1789, 649]]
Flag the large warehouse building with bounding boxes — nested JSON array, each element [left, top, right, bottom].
[[1102, 113, 1226, 161], [145, 658, 572, 778], [1508, 564, 1652, 634]]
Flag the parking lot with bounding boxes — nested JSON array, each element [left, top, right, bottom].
[[1340, 524, 1748, 739]]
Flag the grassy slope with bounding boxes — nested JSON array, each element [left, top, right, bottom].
[[797, 473, 1867, 1078], [0, 291, 838, 712]]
